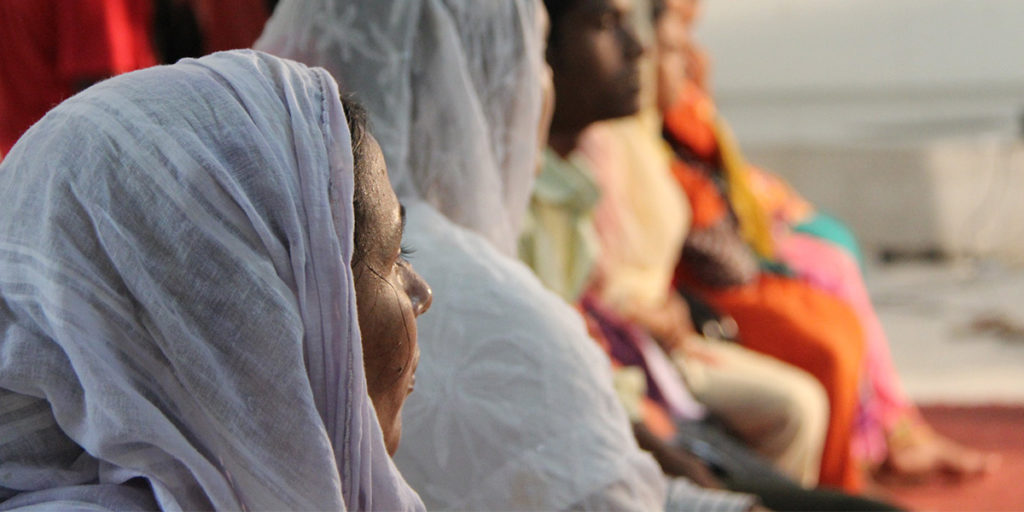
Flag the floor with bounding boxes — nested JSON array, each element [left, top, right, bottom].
[[867, 258, 1024, 405], [877, 405, 1024, 512], [865, 258, 1024, 511]]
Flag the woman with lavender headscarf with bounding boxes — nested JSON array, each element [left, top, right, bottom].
[[0, 50, 429, 511]]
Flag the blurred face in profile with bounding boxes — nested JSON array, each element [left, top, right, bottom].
[[655, 8, 689, 112], [547, 0, 645, 131], [351, 132, 433, 455], [668, 0, 700, 27]]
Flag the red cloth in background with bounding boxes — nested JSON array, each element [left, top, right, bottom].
[[0, 0, 157, 156], [188, 0, 270, 53]]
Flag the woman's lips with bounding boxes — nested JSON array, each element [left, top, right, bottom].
[[407, 357, 420, 395]]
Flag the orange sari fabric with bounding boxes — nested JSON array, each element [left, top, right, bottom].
[[689, 271, 866, 491]]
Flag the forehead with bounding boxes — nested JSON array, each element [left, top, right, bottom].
[[358, 134, 401, 246], [576, 0, 632, 16], [610, 0, 632, 13], [658, 9, 687, 42], [356, 134, 385, 194]]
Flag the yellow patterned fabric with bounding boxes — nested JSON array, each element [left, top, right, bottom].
[[519, 148, 602, 302], [713, 119, 776, 259]]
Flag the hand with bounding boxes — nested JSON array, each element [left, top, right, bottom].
[[639, 294, 696, 353], [633, 423, 724, 489], [678, 341, 722, 366]]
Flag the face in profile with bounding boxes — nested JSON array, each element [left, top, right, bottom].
[[666, 0, 700, 27], [548, 0, 645, 130], [350, 133, 433, 455], [655, 9, 690, 113]]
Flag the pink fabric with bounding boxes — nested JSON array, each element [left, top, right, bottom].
[[637, 334, 708, 421], [776, 233, 916, 464]]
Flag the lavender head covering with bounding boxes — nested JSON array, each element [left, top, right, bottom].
[[0, 50, 423, 511]]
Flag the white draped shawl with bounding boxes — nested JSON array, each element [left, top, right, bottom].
[[258, 2, 668, 509]]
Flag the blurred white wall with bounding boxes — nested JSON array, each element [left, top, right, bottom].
[[694, 0, 1024, 258], [697, 0, 1024, 145]]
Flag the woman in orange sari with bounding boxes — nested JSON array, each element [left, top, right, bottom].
[[655, 6, 866, 492], [670, 154, 866, 491], [661, 0, 995, 485]]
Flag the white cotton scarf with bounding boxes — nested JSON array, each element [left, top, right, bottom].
[[258, 2, 668, 509], [0, 50, 423, 512]]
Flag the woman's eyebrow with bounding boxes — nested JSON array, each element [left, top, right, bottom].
[[400, 203, 407, 234]]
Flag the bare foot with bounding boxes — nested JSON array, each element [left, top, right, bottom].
[[878, 425, 999, 484]]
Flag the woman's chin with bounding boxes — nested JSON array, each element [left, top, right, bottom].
[[384, 419, 403, 456]]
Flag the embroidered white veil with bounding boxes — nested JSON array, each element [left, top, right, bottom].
[[258, 1, 668, 509]]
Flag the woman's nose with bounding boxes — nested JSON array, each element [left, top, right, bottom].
[[407, 268, 433, 316], [621, 24, 645, 61]]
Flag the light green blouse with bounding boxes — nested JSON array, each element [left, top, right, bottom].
[[519, 148, 602, 302]]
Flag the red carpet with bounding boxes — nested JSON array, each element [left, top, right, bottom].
[[877, 405, 1024, 512]]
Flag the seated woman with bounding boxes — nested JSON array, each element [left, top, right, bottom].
[[650, 2, 868, 493], [0, 50, 430, 510], [257, 1, 710, 510], [522, 0, 829, 489], [664, 0, 996, 484], [522, 3, 899, 509]]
